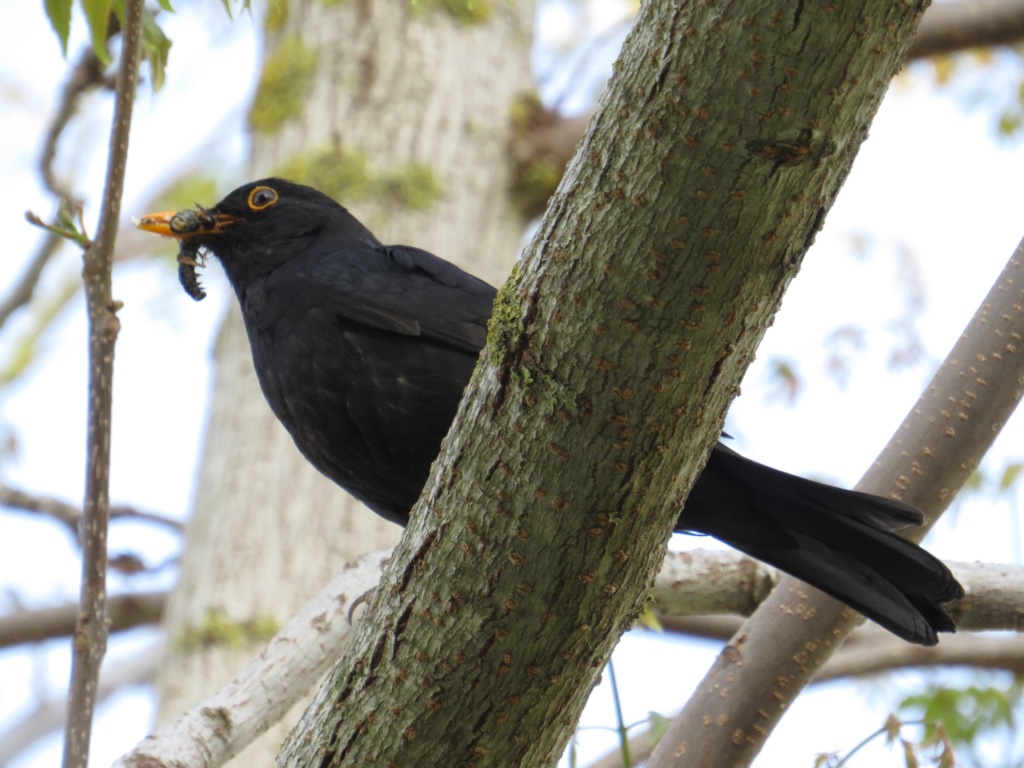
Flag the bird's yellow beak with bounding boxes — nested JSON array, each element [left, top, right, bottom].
[[134, 208, 238, 238]]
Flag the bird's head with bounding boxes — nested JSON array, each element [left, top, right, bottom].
[[136, 178, 377, 299]]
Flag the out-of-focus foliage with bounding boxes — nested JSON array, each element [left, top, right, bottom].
[[918, 49, 1024, 140], [899, 681, 1024, 768], [42, 0, 191, 91], [816, 713, 956, 768]]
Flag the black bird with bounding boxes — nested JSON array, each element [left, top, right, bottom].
[[138, 179, 963, 645]]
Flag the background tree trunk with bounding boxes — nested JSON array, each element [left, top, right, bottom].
[[154, 2, 536, 764]]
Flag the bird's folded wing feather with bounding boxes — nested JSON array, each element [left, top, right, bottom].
[[307, 244, 497, 353]]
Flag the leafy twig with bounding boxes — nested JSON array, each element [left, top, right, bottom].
[[61, 1, 144, 766], [25, 202, 91, 248], [1, 47, 116, 335]]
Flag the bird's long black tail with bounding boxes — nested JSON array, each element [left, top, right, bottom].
[[677, 444, 964, 645]]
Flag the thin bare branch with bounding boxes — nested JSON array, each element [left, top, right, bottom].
[[0, 232, 66, 330], [815, 633, 1024, 682], [910, 0, 1024, 60], [0, 483, 182, 538], [39, 48, 108, 201], [0, 591, 166, 649], [0, 49, 112, 333], [63, 2, 144, 766]]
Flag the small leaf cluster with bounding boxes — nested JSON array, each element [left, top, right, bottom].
[[41, 0, 250, 91]]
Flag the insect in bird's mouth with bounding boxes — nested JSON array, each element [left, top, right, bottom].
[[168, 205, 216, 302], [167, 205, 217, 236], [177, 239, 207, 301]]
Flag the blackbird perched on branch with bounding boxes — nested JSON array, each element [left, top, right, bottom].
[[138, 179, 963, 645]]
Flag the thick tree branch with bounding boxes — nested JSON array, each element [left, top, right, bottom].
[[651, 240, 1024, 767], [63, 2, 144, 766], [651, 555, 1023, 634], [113, 551, 390, 768], [109, 545, 1020, 768]]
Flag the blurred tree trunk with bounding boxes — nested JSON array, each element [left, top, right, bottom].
[[277, 0, 937, 765], [154, 2, 535, 764]]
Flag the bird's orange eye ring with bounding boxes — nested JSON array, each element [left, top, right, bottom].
[[248, 186, 279, 211]]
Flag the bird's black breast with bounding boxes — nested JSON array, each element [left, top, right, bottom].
[[237, 255, 486, 525]]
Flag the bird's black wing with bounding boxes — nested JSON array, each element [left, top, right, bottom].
[[306, 243, 497, 354]]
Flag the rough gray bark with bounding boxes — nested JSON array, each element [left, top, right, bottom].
[[278, 1, 931, 765], [154, 2, 535, 765]]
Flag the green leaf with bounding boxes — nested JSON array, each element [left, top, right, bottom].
[[647, 711, 671, 746], [962, 468, 984, 493], [901, 684, 1019, 746], [156, 0, 174, 9], [81, 0, 113, 64], [635, 601, 662, 632], [999, 462, 1023, 492], [140, 7, 173, 92], [44, 0, 73, 56], [221, 0, 252, 20]]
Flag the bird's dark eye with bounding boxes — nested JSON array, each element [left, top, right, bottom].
[[248, 186, 279, 211]]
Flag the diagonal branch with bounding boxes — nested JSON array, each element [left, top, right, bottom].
[[589, 630, 1024, 768], [113, 551, 390, 768], [650, 239, 1024, 767]]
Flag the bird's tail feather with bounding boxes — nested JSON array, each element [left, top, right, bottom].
[[678, 446, 963, 645]]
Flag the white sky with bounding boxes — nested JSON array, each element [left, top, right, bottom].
[[0, 1, 1021, 766]]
